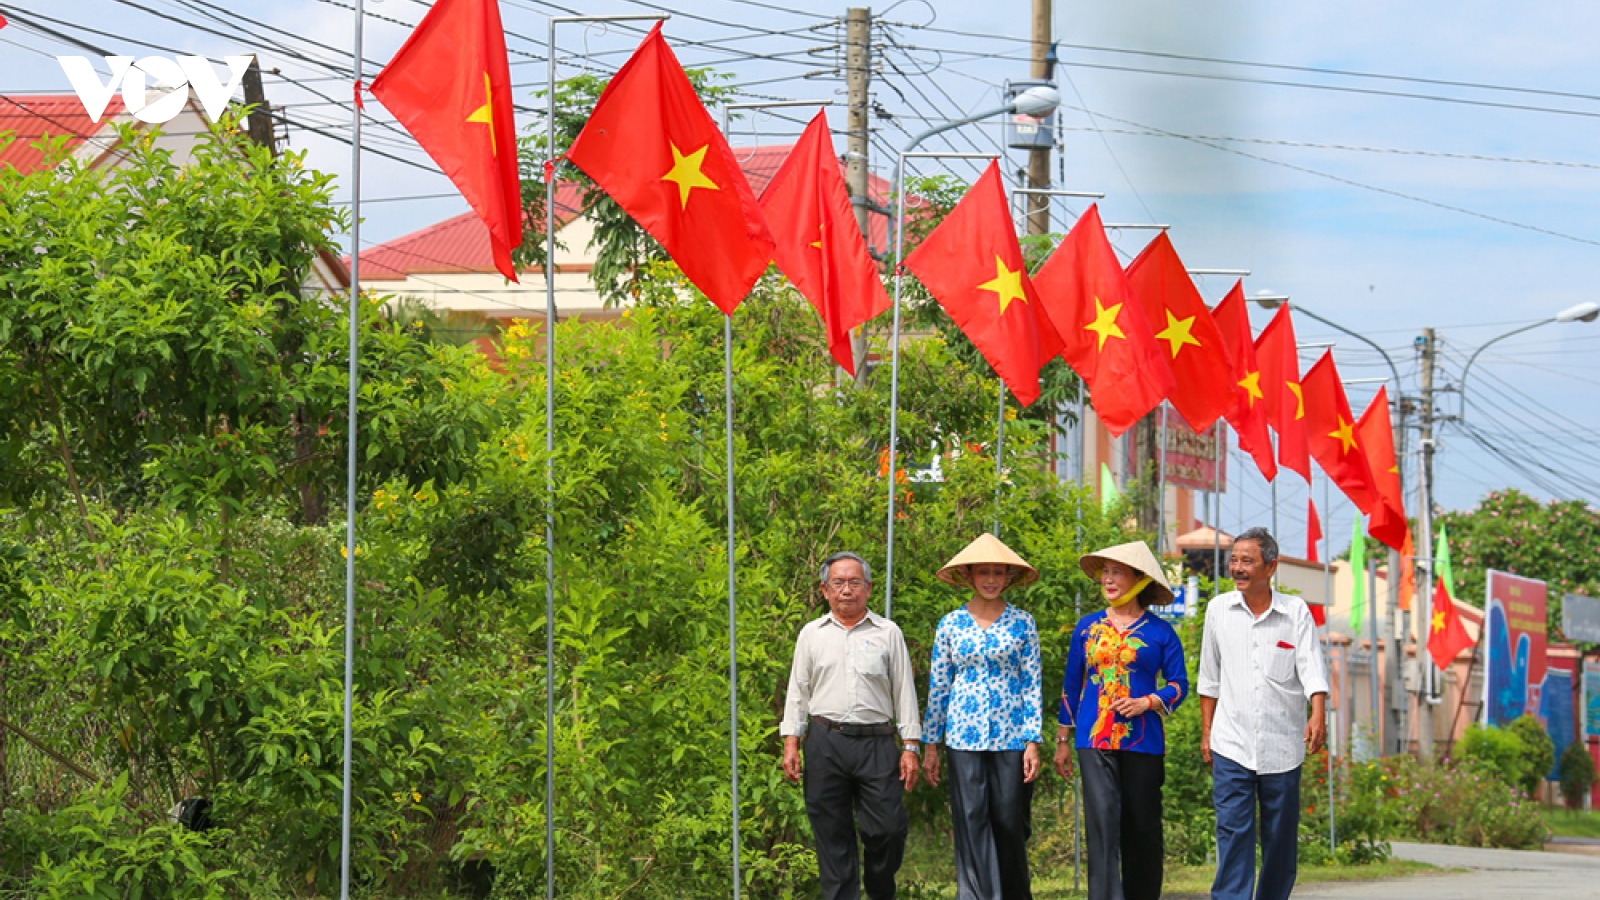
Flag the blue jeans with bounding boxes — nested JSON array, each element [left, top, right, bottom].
[[1211, 753, 1300, 900]]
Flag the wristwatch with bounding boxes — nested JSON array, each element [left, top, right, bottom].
[[903, 742, 920, 754]]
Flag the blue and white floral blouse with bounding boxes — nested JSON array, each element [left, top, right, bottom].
[[923, 604, 1043, 751]]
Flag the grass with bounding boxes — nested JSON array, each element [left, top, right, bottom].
[[901, 858, 1437, 899], [1546, 808, 1600, 839]]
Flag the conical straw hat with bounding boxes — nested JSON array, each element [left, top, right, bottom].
[[1078, 540, 1175, 606], [937, 533, 1039, 588]]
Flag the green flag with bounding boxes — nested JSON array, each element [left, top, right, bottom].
[[1350, 514, 1366, 634], [1435, 524, 1454, 601], [1100, 463, 1119, 513]]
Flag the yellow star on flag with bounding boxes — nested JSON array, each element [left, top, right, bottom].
[[465, 73, 497, 154], [1287, 381, 1306, 420], [1085, 297, 1126, 351], [977, 256, 1027, 314], [811, 223, 825, 250], [1155, 309, 1202, 359], [1329, 416, 1359, 453], [1431, 610, 1446, 633], [662, 142, 720, 209], [1239, 370, 1264, 406]]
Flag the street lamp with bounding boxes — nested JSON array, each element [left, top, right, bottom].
[[1458, 301, 1600, 420], [881, 85, 1062, 616]]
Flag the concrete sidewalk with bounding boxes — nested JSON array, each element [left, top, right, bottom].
[[1294, 840, 1600, 899]]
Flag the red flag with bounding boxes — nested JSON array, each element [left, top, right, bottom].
[[1032, 204, 1173, 435], [1211, 282, 1277, 482], [1307, 498, 1322, 563], [1299, 352, 1379, 512], [370, 0, 523, 282], [760, 111, 889, 374], [1397, 531, 1416, 612], [1254, 305, 1311, 481], [1427, 577, 1473, 669], [902, 162, 1062, 406], [0, 14, 8, 28], [1356, 386, 1408, 552], [567, 24, 774, 314], [1125, 233, 1234, 432]]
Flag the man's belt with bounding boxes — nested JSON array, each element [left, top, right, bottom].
[[811, 715, 896, 737]]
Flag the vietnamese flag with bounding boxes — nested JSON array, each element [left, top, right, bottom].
[[1125, 233, 1234, 432], [1428, 577, 1473, 669], [1356, 386, 1409, 552], [1211, 282, 1277, 482], [1032, 204, 1173, 435], [567, 24, 774, 313], [370, 0, 523, 282], [1255, 305, 1312, 482], [1300, 351, 1378, 513], [1397, 531, 1416, 612], [902, 162, 1062, 406], [760, 111, 889, 374], [1307, 497, 1322, 562]]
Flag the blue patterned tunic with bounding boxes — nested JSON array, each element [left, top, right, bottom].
[[923, 604, 1043, 751]]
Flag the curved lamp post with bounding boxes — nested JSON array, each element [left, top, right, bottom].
[[881, 85, 1061, 616], [1458, 301, 1599, 420]]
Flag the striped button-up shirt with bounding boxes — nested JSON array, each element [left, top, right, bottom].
[[1198, 590, 1330, 775], [781, 611, 922, 741]]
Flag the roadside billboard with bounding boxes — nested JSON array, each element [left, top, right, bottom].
[[1484, 570, 1548, 726]]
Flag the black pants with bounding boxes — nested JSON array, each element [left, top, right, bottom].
[[804, 727, 909, 900], [946, 748, 1033, 900], [1077, 748, 1165, 900]]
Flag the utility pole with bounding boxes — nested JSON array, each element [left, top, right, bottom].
[[241, 56, 275, 154], [1026, 0, 1051, 236], [844, 8, 873, 379], [1416, 327, 1438, 757]]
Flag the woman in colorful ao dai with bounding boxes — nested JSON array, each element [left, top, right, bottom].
[[1054, 540, 1189, 900], [922, 533, 1043, 900]]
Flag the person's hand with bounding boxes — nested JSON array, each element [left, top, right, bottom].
[[922, 746, 941, 788], [900, 750, 920, 791], [782, 737, 803, 783], [1022, 743, 1041, 783], [1200, 729, 1212, 766], [1306, 710, 1327, 755], [1053, 740, 1074, 780], [1110, 694, 1156, 717]]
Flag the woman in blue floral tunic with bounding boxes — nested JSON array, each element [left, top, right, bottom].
[[922, 533, 1042, 900]]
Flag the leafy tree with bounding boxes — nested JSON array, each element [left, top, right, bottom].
[[1436, 489, 1600, 636], [1507, 714, 1556, 795]]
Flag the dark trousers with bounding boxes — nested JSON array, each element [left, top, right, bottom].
[[804, 727, 908, 900], [1077, 748, 1165, 900], [946, 748, 1033, 900], [1211, 753, 1301, 900]]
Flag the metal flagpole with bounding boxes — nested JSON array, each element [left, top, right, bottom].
[[1156, 403, 1168, 554], [1074, 377, 1085, 893], [993, 384, 1006, 536], [544, 18, 666, 898], [1212, 421, 1222, 581], [720, 97, 826, 899], [1323, 474, 1335, 855], [883, 149, 998, 617], [340, 4, 365, 898]]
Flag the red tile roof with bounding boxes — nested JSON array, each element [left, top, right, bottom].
[[0, 94, 123, 175], [354, 143, 894, 281]]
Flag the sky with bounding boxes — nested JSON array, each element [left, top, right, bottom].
[[5, 0, 1600, 557]]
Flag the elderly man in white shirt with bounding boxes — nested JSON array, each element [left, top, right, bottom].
[[782, 552, 922, 900], [1199, 528, 1329, 900]]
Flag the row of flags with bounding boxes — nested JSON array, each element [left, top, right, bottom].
[[367, 2, 1472, 669]]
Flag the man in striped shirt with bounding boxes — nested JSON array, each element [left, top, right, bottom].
[[1198, 527, 1329, 900]]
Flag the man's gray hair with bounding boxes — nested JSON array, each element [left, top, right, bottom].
[[819, 551, 874, 585], [1235, 527, 1279, 564]]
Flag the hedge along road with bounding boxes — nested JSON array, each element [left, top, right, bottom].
[[1295, 841, 1600, 899]]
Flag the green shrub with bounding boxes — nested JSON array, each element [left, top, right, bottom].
[[1559, 741, 1596, 810], [1458, 723, 1529, 788], [1508, 715, 1557, 795], [1345, 755, 1547, 849]]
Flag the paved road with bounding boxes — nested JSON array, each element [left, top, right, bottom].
[[1295, 841, 1600, 899]]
